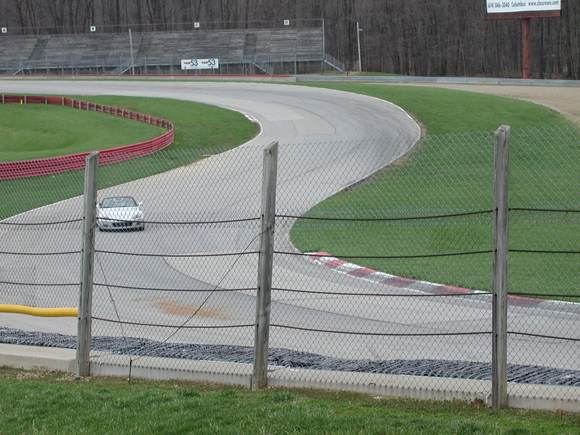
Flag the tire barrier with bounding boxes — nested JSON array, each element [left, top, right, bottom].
[[0, 94, 175, 180]]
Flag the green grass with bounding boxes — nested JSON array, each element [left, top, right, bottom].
[[0, 95, 259, 219], [291, 84, 579, 296], [0, 104, 163, 161], [0, 368, 577, 434], [82, 95, 260, 155], [302, 84, 569, 133]]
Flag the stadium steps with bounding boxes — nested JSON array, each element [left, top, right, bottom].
[[243, 33, 257, 57], [28, 37, 49, 61], [253, 61, 274, 75], [109, 62, 133, 75], [324, 53, 346, 73], [135, 33, 152, 61]]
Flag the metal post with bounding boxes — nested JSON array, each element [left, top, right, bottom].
[[76, 152, 99, 377], [252, 142, 279, 390], [321, 18, 326, 74], [322, 18, 326, 58], [295, 53, 298, 76], [128, 28, 135, 76], [492, 125, 510, 409], [521, 19, 531, 79], [356, 21, 362, 73]]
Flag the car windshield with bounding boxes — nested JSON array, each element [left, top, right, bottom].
[[100, 197, 137, 208]]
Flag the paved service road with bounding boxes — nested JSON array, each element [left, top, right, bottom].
[[0, 81, 577, 373]]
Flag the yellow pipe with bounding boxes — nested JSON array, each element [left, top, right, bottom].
[[0, 304, 77, 317]]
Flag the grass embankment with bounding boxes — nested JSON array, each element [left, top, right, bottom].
[[0, 369, 577, 434], [0, 104, 162, 161], [0, 96, 259, 219], [291, 84, 579, 296]]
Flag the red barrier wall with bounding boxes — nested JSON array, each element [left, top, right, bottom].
[[0, 95, 175, 180]]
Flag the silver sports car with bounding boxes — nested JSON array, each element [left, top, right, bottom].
[[96, 196, 145, 231]]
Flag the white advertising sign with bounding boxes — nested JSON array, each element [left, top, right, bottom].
[[487, 0, 560, 14], [181, 58, 219, 70]]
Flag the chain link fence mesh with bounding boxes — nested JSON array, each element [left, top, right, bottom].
[[0, 164, 84, 319], [506, 125, 580, 400], [0, 125, 578, 402], [88, 144, 264, 376], [270, 133, 493, 396]]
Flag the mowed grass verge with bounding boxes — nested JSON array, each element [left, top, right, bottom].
[[291, 84, 579, 296], [0, 368, 577, 434], [0, 95, 259, 219], [0, 104, 163, 161]]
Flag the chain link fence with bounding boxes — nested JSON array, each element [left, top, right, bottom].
[[89, 143, 264, 379], [0, 125, 578, 408], [0, 165, 84, 326], [505, 126, 580, 402]]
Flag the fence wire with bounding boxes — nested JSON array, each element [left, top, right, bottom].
[[86, 143, 265, 376], [0, 163, 84, 312], [264, 133, 494, 395], [0, 125, 578, 401], [504, 126, 580, 399]]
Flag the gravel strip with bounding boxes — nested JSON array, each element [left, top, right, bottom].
[[1, 327, 578, 386]]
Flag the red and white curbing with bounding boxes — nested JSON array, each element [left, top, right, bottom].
[[306, 252, 577, 311]]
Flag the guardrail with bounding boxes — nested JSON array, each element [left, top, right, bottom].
[[0, 94, 175, 180], [296, 74, 580, 87]]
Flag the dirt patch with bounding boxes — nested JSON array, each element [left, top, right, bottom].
[[14, 369, 74, 381], [156, 299, 229, 320], [15, 370, 49, 380]]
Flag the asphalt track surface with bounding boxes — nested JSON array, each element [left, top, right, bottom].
[[0, 81, 578, 376]]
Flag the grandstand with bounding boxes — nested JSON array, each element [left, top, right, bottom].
[[0, 25, 344, 75]]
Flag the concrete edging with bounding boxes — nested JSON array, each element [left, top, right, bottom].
[[0, 344, 577, 412]]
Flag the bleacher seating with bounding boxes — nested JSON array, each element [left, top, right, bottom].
[[0, 26, 332, 74], [0, 35, 38, 69], [141, 30, 246, 64]]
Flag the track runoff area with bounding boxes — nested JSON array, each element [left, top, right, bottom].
[[0, 81, 577, 406]]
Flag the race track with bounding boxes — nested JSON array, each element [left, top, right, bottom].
[[0, 80, 578, 377]]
